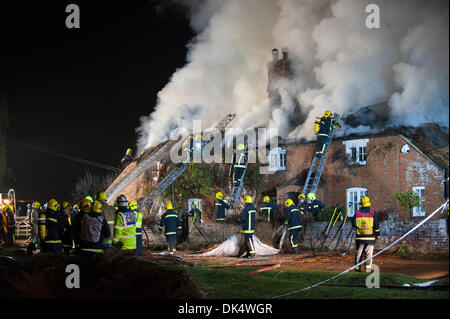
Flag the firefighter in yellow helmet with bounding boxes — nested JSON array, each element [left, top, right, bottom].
[[188, 201, 202, 224], [305, 193, 325, 217], [129, 200, 143, 255], [121, 148, 134, 167], [41, 199, 69, 255], [314, 110, 340, 157], [28, 201, 42, 252], [72, 200, 111, 261], [215, 191, 230, 222], [351, 196, 380, 272], [284, 199, 303, 254], [60, 201, 74, 255], [241, 195, 256, 258], [96, 191, 115, 249], [159, 202, 182, 255], [259, 195, 279, 224], [232, 143, 247, 187]]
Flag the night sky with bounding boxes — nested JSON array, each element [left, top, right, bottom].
[[0, 1, 193, 202]]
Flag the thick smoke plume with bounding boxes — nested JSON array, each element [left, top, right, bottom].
[[137, 0, 449, 153]]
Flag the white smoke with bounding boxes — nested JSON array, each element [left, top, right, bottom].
[[137, 0, 449, 153]]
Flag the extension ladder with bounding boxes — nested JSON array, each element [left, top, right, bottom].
[[228, 146, 249, 215]]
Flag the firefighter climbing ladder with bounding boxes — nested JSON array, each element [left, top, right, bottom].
[[138, 113, 236, 209], [228, 145, 249, 215], [302, 114, 340, 195]]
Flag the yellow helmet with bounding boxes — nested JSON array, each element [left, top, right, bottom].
[[92, 200, 103, 213], [126, 148, 132, 155], [298, 194, 306, 200], [129, 201, 138, 210], [192, 201, 197, 207], [360, 196, 371, 207], [245, 195, 253, 204], [263, 196, 270, 202], [166, 202, 173, 210], [216, 192, 224, 200], [97, 192, 107, 202], [32, 202, 41, 209], [61, 201, 70, 210], [47, 199, 59, 212], [285, 199, 294, 207], [237, 144, 245, 151], [307, 193, 316, 201], [85, 195, 94, 203], [79, 199, 92, 213], [323, 110, 332, 118]]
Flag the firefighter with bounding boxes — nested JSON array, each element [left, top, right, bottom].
[[188, 201, 202, 224], [41, 199, 68, 255], [284, 199, 303, 254], [314, 110, 340, 157], [351, 196, 380, 272], [72, 199, 92, 254], [96, 192, 115, 249], [29, 201, 42, 250], [113, 194, 137, 252], [241, 195, 256, 258], [233, 144, 247, 186], [121, 148, 134, 167], [85, 195, 94, 204], [60, 201, 74, 255], [5, 204, 16, 245], [129, 201, 143, 256], [305, 193, 325, 217], [1, 205, 9, 244], [74, 200, 111, 262], [159, 202, 182, 255], [215, 192, 230, 222], [259, 196, 278, 224]]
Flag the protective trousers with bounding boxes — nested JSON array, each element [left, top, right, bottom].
[[244, 233, 255, 257], [315, 135, 328, 155], [233, 167, 245, 186], [166, 234, 177, 255], [289, 229, 300, 250], [136, 234, 143, 255], [355, 242, 374, 272]]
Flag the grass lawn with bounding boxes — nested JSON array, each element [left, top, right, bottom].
[[186, 266, 448, 299]]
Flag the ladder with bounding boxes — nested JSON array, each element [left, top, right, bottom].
[[302, 114, 340, 195], [138, 113, 236, 209], [228, 146, 249, 215]]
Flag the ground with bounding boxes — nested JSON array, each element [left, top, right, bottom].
[[1, 241, 448, 299]]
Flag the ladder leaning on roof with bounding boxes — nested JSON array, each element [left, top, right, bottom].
[[228, 145, 250, 215], [138, 113, 236, 210], [302, 114, 341, 195]]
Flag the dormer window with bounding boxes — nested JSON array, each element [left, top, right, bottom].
[[343, 139, 369, 165], [268, 147, 286, 171]]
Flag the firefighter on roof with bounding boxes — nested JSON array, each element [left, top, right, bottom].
[[314, 110, 340, 157], [351, 196, 380, 272]]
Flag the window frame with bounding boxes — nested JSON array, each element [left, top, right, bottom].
[[346, 187, 368, 217], [343, 139, 369, 166], [268, 147, 287, 171], [412, 186, 426, 217]]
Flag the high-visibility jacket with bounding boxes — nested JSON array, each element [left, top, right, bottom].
[[285, 205, 303, 230], [215, 199, 230, 221], [43, 210, 68, 245], [100, 201, 116, 247], [113, 208, 137, 250], [306, 200, 325, 216], [351, 207, 380, 244], [259, 203, 278, 222], [159, 209, 182, 235], [75, 211, 111, 254], [241, 203, 256, 234], [135, 210, 143, 236]]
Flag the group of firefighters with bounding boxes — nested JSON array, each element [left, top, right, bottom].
[[26, 192, 144, 261]]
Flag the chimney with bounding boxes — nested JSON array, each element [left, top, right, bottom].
[[281, 47, 288, 60], [272, 48, 279, 61]]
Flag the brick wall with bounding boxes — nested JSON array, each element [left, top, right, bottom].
[[277, 135, 445, 220]]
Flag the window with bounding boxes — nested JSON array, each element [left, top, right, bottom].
[[346, 187, 368, 217], [412, 186, 426, 217], [343, 139, 369, 165], [268, 147, 286, 171]]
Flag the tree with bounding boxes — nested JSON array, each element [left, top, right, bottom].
[[395, 191, 420, 217], [70, 170, 118, 203]]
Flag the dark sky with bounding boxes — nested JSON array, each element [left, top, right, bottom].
[[0, 1, 193, 202]]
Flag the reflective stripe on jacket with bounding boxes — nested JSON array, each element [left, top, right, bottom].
[[285, 205, 302, 230], [241, 203, 256, 234], [159, 209, 181, 235], [351, 207, 380, 243]]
